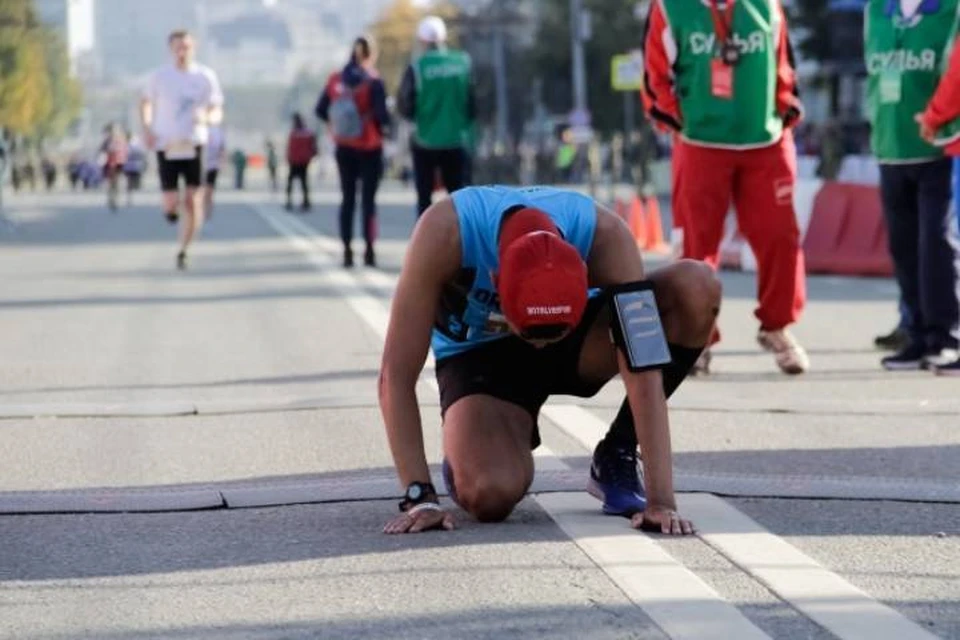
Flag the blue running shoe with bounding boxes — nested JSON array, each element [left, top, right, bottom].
[[587, 442, 646, 516]]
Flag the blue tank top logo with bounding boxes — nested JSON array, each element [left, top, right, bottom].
[[432, 186, 597, 360]]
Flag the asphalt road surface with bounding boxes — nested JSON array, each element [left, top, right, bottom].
[[0, 185, 956, 640]]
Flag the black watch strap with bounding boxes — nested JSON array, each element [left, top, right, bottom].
[[398, 481, 438, 512]]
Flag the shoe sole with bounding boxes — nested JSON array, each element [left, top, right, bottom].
[[882, 361, 924, 371], [586, 478, 645, 517], [934, 367, 960, 376], [757, 340, 809, 375]]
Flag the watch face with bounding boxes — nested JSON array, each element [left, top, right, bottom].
[[407, 484, 423, 501]]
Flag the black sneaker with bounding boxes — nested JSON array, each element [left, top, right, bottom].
[[881, 343, 926, 371], [343, 246, 354, 268], [165, 210, 179, 224], [587, 441, 646, 517], [364, 245, 376, 267], [874, 327, 908, 352], [284, 202, 293, 212], [176, 251, 187, 271]]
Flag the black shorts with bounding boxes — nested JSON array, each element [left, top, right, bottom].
[[157, 148, 203, 191], [124, 172, 142, 190], [435, 293, 697, 448], [205, 168, 219, 187]]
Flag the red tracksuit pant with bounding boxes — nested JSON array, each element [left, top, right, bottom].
[[674, 134, 806, 331]]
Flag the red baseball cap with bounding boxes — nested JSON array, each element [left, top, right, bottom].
[[497, 208, 588, 338]]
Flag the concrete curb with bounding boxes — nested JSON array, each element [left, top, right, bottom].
[[0, 396, 443, 420], [1, 469, 955, 515]]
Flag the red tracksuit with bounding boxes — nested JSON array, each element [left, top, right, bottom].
[[920, 35, 960, 156], [643, 0, 806, 331]]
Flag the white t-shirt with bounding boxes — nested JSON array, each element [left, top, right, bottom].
[[205, 126, 225, 169], [143, 62, 224, 151], [900, 0, 924, 16]]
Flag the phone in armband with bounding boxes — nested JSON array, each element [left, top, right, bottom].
[[608, 281, 672, 373]]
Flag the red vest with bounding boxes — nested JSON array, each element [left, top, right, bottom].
[[286, 129, 316, 165], [324, 71, 383, 151]]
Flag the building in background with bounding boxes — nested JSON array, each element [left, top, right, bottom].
[[201, 0, 347, 87], [94, 0, 199, 82], [34, 0, 96, 77]]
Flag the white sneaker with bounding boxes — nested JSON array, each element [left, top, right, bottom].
[[757, 329, 810, 375], [924, 348, 959, 369]]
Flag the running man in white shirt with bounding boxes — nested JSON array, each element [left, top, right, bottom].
[[204, 124, 225, 219], [139, 29, 224, 270]]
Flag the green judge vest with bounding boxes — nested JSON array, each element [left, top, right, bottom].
[[412, 49, 472, 150], [660, 0, 784, 148], [865, 0, 960, 162]]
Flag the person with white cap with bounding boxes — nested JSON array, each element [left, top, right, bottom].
[[397, 15, 476, 217]]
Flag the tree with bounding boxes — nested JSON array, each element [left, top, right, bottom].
[[455, 6, 537, 144], [36, 28, 82, 140], [0, 0, 80, 140], [531, 0, 647, 136], [369, 0, 461, 95], [0, 0, 51, 136]]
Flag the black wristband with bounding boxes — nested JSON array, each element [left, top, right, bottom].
[[398, 481, 438, 513]]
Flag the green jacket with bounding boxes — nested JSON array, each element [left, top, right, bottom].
[[398, 47, 475, 149]]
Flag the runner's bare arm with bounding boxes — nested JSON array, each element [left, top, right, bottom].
[[379, 200, 461, 489], [139, 98, 152, 132], [586, 205, 677, 512]]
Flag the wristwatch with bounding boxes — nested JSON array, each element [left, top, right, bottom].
[[398, 481, 438, 512]]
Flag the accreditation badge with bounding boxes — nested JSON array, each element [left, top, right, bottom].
[[711, 59, 734, 99], [879, 69, 902, 104]]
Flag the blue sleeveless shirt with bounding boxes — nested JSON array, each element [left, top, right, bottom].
[[432, 186, 597, 360]]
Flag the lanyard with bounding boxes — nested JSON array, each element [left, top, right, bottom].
[[709, 0, 737, 44]]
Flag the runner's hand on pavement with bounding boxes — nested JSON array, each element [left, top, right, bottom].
[[631, 505, 695, 536], [383, 506, 455, 534]]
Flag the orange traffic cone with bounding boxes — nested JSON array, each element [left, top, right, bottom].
[[642, 196, 670, 253], [628, 196, 647, 248], [614, 198, 629, 223]]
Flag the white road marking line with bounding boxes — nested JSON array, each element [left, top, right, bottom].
[[684, 494, 941, 640], [538, 492, 771, 640], [256, 208, 391, 340], [279, 213, 399, 291], [541, 403, 939, 640], [533, 447, 569, 472], [541, 404, 608, 450], [257, 204, 773, 639]]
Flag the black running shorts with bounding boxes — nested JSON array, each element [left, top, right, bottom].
[[434, 292, 697, 448], [157, 147, 203, 191]]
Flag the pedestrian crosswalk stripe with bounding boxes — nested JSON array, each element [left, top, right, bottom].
[[541, 403, 940, 640]]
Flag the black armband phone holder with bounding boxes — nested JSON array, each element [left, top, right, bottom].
[[607, 281, 672, 372]]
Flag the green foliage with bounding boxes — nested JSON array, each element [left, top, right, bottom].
[[531, 0, 646, 135], [370, 0, 461, 95], [0, 0, 81, 139], [36, 29, 82, 139]]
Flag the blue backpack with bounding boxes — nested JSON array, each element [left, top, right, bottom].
[[329, 82, 367, 140]]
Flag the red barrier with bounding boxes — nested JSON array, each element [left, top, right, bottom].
[[802, 183, 893, 277]]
